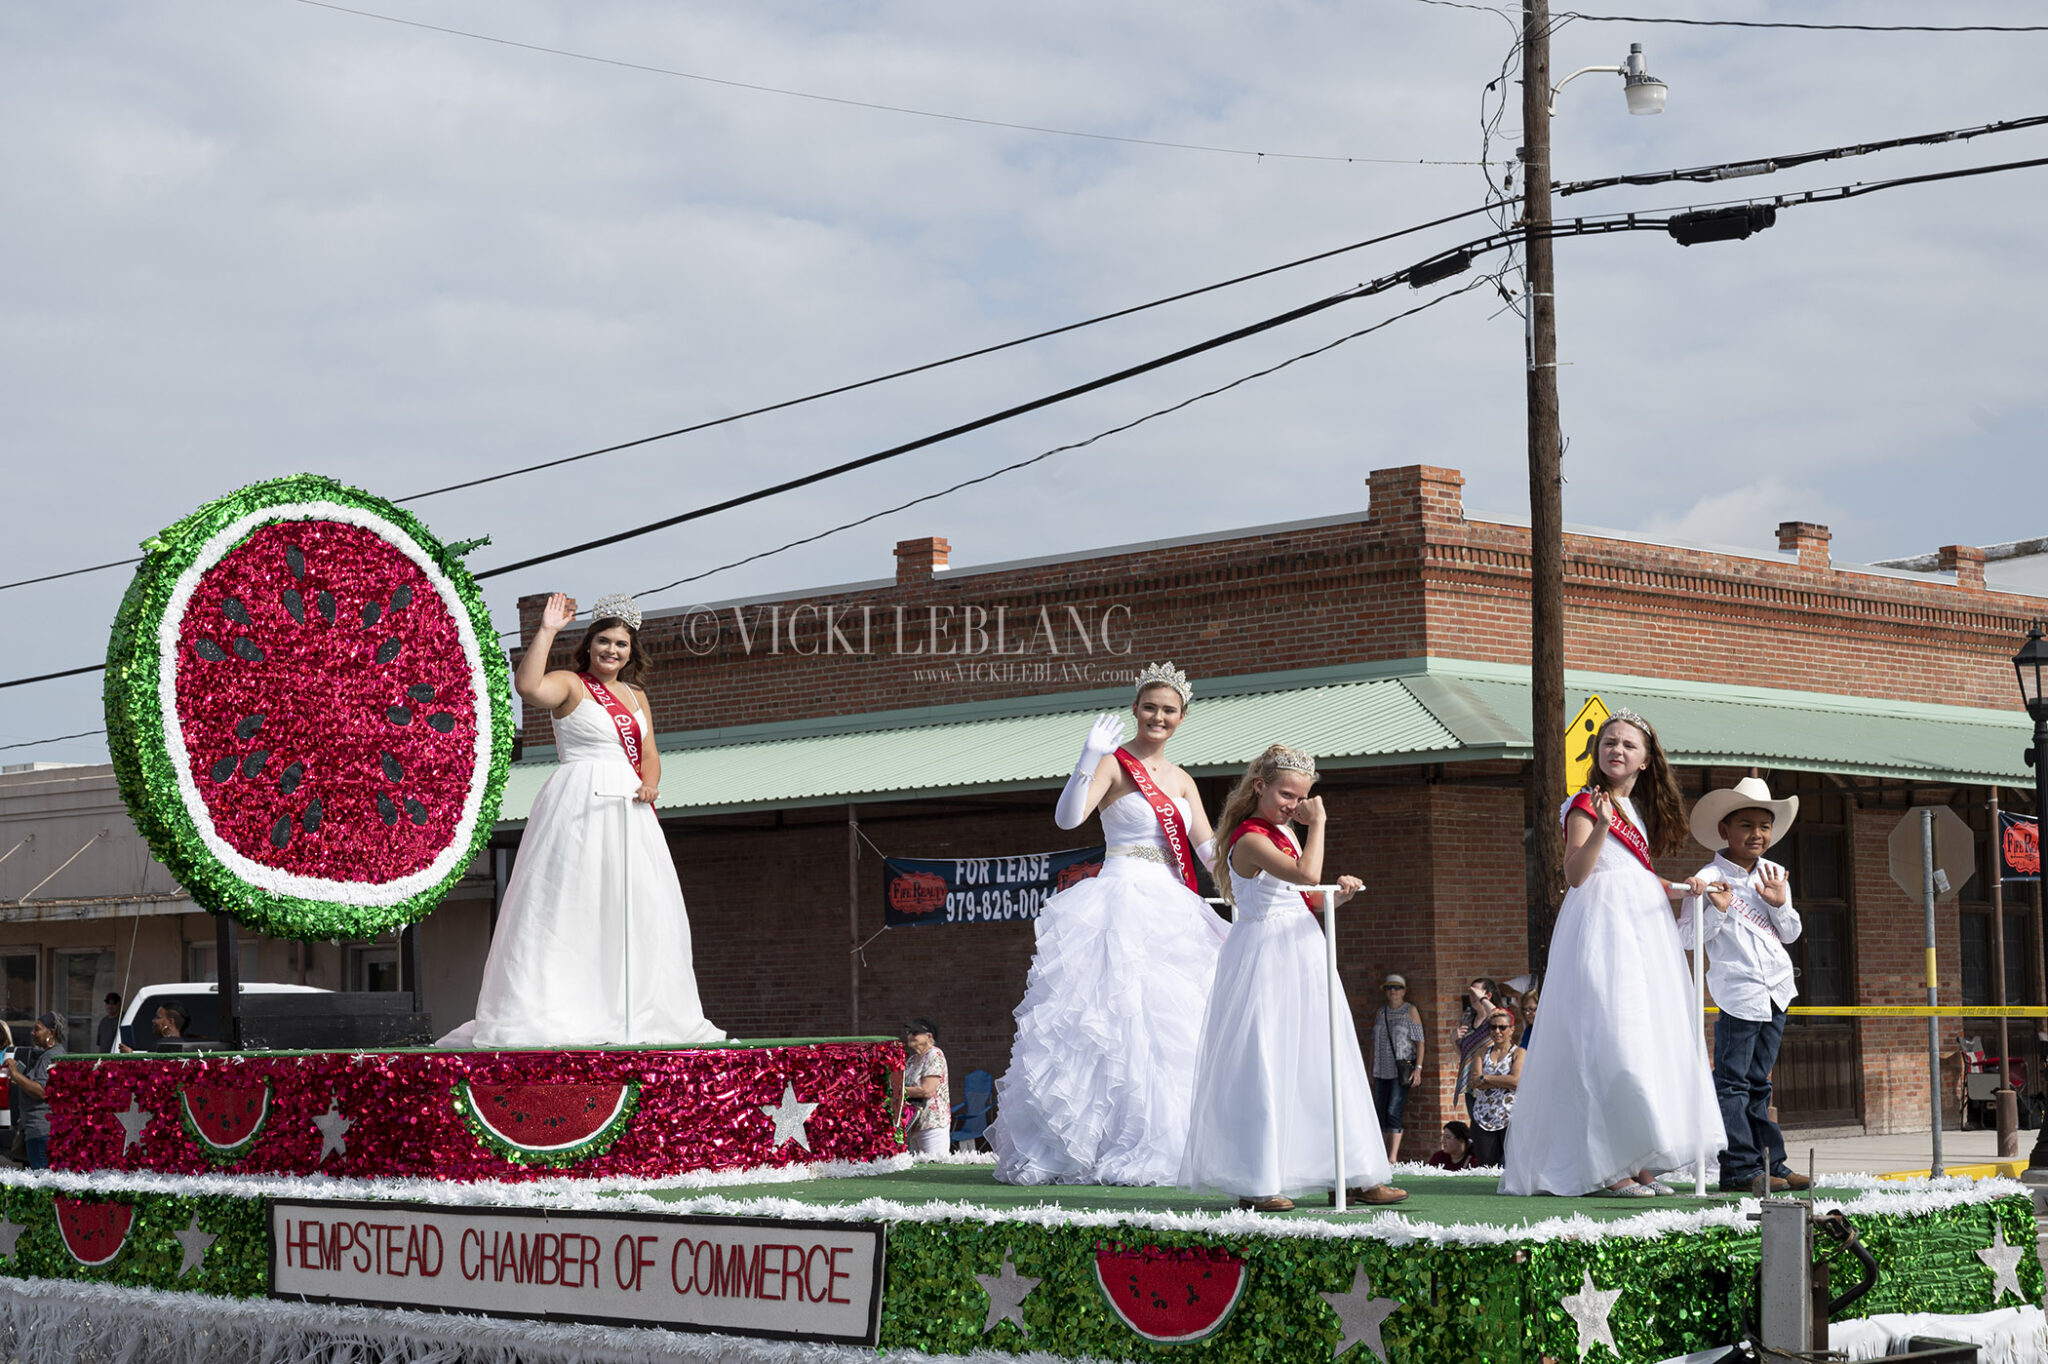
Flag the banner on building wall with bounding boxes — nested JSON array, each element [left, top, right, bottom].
[[2001, 811, 2040, 883], [882, 847, 1103, 925]]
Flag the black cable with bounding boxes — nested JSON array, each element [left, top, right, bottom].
[[298, 0, 1494, 166], [0, 665, 110, 691], [0, 556, 145, 592], [1559, 114, 2048, 196], [0, 729, 106, 753], [1559, 12, 2048, 33]]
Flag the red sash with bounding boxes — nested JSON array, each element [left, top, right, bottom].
[[579, 673, 645, 777], [1568, 790, 1655, 873], [1113, 748, 1198, 893], [1228, 818, 1318, 910]]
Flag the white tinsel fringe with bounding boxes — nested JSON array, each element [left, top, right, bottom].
[[1653, 1306, 2047, 1364]]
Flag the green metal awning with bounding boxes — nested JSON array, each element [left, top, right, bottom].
[[493, 659, 2035, 825]]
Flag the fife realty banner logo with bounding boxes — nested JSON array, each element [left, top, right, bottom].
[[2001, 811, 2040, 883]]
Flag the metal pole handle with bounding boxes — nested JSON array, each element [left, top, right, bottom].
[[1303, 884, 1350, 1211]]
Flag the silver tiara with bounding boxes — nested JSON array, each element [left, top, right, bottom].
[[1609, 706, 1654, 737], [1134, 661, 1192, 704], [588, 592, 642, 631], [1272, 747, 1317, 777]]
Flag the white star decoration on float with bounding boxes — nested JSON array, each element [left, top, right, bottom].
[[0, 1215, 23, 1261], [1976, 1223, 2027, 1304], [312, 1098, 353, 1162], [976, 1250, 1038, 1334], [1322, 1265, 1401, 1361], [173, 1212, 217, 1277], [759, 1083, 818, 1151], [114, 1097, 154, 1153], [1560, 1267, 1623, 1360]]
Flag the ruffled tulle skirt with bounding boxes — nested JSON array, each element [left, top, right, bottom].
[[989, 860, 1229, 1186], [1179, 906, 1391, 1198]]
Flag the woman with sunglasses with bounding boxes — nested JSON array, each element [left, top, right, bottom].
[[1369, 975, 1425, 1161], [1467, 1007, 1523, 1167]]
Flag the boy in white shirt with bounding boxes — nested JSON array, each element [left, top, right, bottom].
[[1677, 777, 1809, 1195]]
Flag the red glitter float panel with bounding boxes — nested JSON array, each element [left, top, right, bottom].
[[47, 1043, 906, 1181]]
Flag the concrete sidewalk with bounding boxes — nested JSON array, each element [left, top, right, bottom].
[[1787, 1126, 2020, 1179]]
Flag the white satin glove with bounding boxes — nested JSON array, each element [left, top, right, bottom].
[[1054, 714, 1126, 830]]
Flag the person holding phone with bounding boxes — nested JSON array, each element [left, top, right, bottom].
[[6, 1013, 67, 1169]]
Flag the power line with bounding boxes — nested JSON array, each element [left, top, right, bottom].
[[0, 665, 108, 692], [1558, 11, 2048, 33], [0, 729, 105, 754], [296, 0, 1495, 166]]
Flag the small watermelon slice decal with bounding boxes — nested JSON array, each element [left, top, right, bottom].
[[456, 1079, 641, 1167], [104, 474, 512, 940], [54, 1198, 136, 1268], [1094, 1243, 1248, 1344], [180, 1081, 273, 1162]]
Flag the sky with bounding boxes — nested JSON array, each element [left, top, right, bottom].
[[3, 0, 2045, 763]]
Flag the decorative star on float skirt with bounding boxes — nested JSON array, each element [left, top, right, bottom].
[[1560, 1267, 1623, 1360], [1322, 1265, 1401, 1361], [174, 1211, 217, 1277], [114, 1096, 154, 1153], [312, 1097, 353, 1162], [976, 1249, 1039, 1334], [1977, 1222, 2027, 1304], [0, 1215, 23, 1261], [759, 1082, 818, 1151]]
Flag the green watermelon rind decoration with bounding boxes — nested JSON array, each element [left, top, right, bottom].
[[103, 473, 513, 940], [454, 1078, 642, 1168], [178, 1082, 274, 1164]]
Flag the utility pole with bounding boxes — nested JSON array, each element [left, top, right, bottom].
[[1522, 0, 1567, 974]]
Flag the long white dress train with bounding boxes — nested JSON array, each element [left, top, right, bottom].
[[438, 697, 725, 1048], [988, 793, 1230, 1186], [1180, 857, 1392, 1199], [1501, 796, 1722, 1195]]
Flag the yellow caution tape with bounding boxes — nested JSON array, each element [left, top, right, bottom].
[[1703, 1005, 2048, 1018]]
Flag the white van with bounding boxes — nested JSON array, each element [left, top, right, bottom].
[[118, 982, 330, 1050]]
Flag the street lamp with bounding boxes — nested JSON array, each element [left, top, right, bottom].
[[1550, 44, 1668, 118], [2015, 623, 2048, 1173]]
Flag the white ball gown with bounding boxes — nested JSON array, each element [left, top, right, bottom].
[[439, 695, 725, 1048], [989, 792, 1230, 1185], [1501, 796, 1723, 1195], [1180, 855, 1391, 1199]]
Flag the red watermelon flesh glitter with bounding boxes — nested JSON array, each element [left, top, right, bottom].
[[175, 520, 479, 882]]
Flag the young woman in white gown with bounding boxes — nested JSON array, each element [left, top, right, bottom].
[[1180, 745, 1405, 1212], [1502, 709, 1723, 1196], [989, 663, 1230, 1186], [440, 592, 724, 1049]]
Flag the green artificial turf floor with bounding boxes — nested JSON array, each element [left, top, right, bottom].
[[646, 1165, 1826, 1227]]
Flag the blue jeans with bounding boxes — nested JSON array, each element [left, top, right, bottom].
[[1371, 1075, 1411, 1133], [1714, 1006, 1789, 1182], [24, 1136, 48, 1170]]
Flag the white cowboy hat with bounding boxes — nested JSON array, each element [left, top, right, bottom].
[[1689, 776, 1799, 851]]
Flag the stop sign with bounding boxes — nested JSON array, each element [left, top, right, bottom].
[[1887, 806, 1977, 903]]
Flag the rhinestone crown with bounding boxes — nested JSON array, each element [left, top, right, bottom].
[[1608, 706, 1654, 738], [1133, 661, 1192, 704], [1272, 746, 1317, 777], [588, 592, 642, 631]]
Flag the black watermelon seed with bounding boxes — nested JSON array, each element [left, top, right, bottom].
[[232, 637, 264, 662], [408, 683, 435, 703], [285, 545, 305, 580], [376, 638, 403, 665], [279, 761, 303, 795], [389, 584, 412, 613], [425, 712, 456, 733], [380, 751, 403, 783], [269, 814, 292, 849], [316, 591, 336, 623], [222, 597, 251, 625], [234, 714, 265, 739], [282, 589, 305, 624], [241, 750, 269, 778], [362, 601, 382, 627], [194, 639, 227, 662], [209, 755, 237, 783], [302, 797, 322, 833], [404, 797, 428, 825], [376, 791, 398, 826], [386, 706, 412, 726]]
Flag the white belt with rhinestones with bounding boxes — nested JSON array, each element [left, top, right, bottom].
[[1106, 844, 1170, 865]]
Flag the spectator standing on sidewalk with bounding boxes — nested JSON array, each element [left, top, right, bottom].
[[1369, 974, 1426, 1161]]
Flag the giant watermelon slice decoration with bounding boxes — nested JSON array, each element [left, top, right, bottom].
[[1094, 1242, 1247, 1344], [455, 1079, 641, 1167], [179, 1081, 273, 1162], [105, 474, 512, 939], [54, 1197, 136, 1268]]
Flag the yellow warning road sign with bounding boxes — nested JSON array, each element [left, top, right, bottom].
[[1565, 694, 1610, 794]]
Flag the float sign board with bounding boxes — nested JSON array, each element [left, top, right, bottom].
[[270, 1199, 885, 1346]]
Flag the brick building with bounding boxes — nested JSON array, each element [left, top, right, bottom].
[[493, 463, 2048, 1140]]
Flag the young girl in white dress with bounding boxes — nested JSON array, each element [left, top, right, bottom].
[[1502, 709, 1723, 1196], [1180, 745, 1405, 1212], [440, 592, 724, 1049], [989, 663, 1230, 1186]]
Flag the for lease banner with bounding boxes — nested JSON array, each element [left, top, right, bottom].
[[270, 1199, 885, 1346], [882, 846, 1103, 925]]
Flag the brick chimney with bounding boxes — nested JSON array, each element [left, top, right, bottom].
[[1365, 466, 1465, 538], [1776, 521, 1832, 570], [1937, 544, 1986, 590], [895, 536, 951, 585]]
